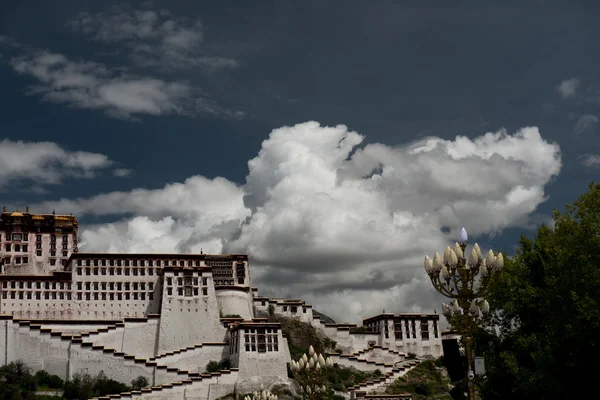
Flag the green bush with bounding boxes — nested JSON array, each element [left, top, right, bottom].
[[205, 359, 231, 373], [63, 371, 130, 400], [35, 370, 64, 389], [0, 361, 37, 400], [131, 376, 149, 390], [222, 314, 242, 319], [323, 337, 337, 350], [385, 360, 452, 400]]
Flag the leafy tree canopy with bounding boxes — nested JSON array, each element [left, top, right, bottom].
[[477, 182, 600, 399]]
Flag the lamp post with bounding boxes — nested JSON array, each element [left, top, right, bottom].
[[423, 227, 503, 400], [289, 345, 334, 400]]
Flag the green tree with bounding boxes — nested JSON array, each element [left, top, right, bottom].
[[0, 361, 37, 400], [34, 370, 64, 389], [63, 373, 94, 400], [130, 376, 149, 390], [205, 360, 230, 373], [477, 182, 600, 399]]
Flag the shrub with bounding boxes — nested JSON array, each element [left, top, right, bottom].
[[63, 372, 94, 400], [0, 361, 37, 399], [323, 337, 337, 350], [205, 359, 231, 373], [64, 371, 129, 400], [222, 314, 242, 319], [35, 370, 64, 389], [131, 376, 149, 390]]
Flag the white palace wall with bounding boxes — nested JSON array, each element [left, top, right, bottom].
[[157, 268, 226, 354], [122, 318, 160, 359], [152, 343, 229, 373], [215, 288, 253, 319]]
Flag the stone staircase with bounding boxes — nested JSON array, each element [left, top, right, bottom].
[[6, 317, 234, 389], [349, 359, 421, 395]]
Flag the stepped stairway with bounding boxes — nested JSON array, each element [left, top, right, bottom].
[[349, 359, 421, 395], [148, 342, 227, 363], [4, 316, 238, 398]]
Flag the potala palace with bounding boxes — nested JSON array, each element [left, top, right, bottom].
[[0, 209, 443, 399]]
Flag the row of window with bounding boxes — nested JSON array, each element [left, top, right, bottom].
[[1, 233, 70, 242], [76, 267, 159, 276], [241, 328, 279, 353], [165, 277, 208, 286], [4, 244, 30, 252], [2, 256, 30, 264], [1, 253, 70, 265], [76, 259, 203, 267], [2, 281, 72, 290], [76, 281, 154, 291], [281, 305, 307, 314], [166, 287, 208, 297], [382, 320, 440, 340], [1, 291, 155, 301], [3, 281, 156, 292]]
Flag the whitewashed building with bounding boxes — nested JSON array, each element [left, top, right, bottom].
[[0, 210, 439, 399]]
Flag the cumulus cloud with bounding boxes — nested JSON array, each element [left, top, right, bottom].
[[0, 139, 113, 189], [573, 113, 599, 135], [579, 153, 600, 168], [32, 122, 562, 323], [70, 5, 237, 70], [556, 77, 580, 99]]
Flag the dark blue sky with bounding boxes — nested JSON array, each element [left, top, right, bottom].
[[0, 0, 599, 269]]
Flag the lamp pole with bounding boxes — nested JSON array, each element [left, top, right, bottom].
[[423, 227, 503, 400], [289, 345, 334, 400]]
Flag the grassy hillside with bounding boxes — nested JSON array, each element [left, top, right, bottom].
[[385, 359, 453, 400]]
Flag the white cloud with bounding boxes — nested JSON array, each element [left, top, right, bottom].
[[0, 139, 113, 188], [556, 77, 580, 98], [579, 153, 600, 167], [573, 113, 599, 134], [9, 51, 202, 119], [70, 5, 237, 70], [32, 122, 562, 323], [113, 168, 133, 177]]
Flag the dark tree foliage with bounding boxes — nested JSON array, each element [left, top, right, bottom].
[[0, 361, 37, 400], [34, 370, 64, 389], [476, 182, 600, 399], [63, 371, 130, 400], [130, 376, 149, 390], [205, 359, 231, 373]]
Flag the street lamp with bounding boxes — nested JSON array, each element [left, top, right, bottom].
[[289, 345, 334, 400], [423, 227, 503, 400]]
